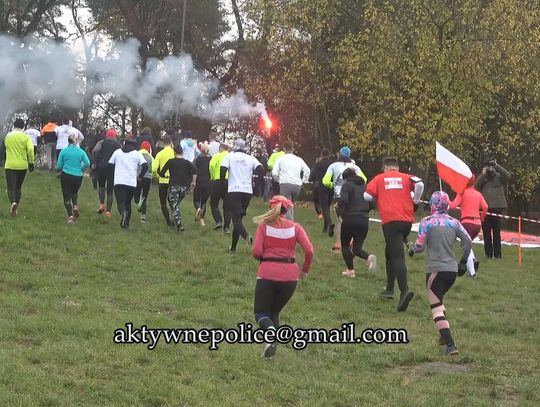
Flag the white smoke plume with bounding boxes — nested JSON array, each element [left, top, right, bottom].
[[0, 35, 267, 123]]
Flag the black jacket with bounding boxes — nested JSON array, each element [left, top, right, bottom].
[[309, 157, 334, 186], [336, 176, 371, 222]]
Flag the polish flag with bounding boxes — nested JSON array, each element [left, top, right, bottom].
[[436, 142, 473, 193]]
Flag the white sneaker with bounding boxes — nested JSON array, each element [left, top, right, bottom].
[[367, 255, 377, 272], [342, 270, 356, 277], [199, 218, 206, 226]]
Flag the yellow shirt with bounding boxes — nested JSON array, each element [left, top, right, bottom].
[[3, 129, 34, 170], [152, 146, 175, 184]]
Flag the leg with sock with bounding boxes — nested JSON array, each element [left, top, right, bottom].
[[426, 272, 458, 354], [210, 181, 223, 226], [60, 172, 74, 218]]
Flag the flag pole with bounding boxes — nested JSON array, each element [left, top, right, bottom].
[[518, 216, 523, 266], [439, 177, 443, 191]]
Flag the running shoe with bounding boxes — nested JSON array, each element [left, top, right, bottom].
[[367, 255, 377, 272], [224, 227, 230, 234], [199, 219, 206, 226], [10, 202, 17, 218], [97, 204, 105, 214], [262, 342, 278, 358], [73, 206, 80, 220], [105, 211, 112, 218], [247, 235, 253, 246], [379, 289, 394, 299], [195, 208, 202, 221], [141, 215, 147, 223], [67, 216, 74, 224], [342, 270, 356, 278], [317, 214, 323, 220], [397, 289, 414, 312], [137, 198, 145, 212], [213, 223, 223, 230], [474, 259, 480, 272], [331, 246, 341, 253], [444, 344, 459, 356]]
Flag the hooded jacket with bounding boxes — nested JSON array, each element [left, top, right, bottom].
[[336, 175, 371, 222], [474, 163, 510, 209]]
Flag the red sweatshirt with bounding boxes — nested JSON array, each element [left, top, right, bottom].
[[450, 187, 488, 226], [252, 217, 314, 282]]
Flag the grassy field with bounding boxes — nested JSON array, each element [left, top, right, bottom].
[[0, 170, 538, 407]]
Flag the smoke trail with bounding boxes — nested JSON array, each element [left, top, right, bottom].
[[0, 35, 267, 123]]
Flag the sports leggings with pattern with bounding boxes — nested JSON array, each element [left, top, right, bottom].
[[426, 271, 457, 346]]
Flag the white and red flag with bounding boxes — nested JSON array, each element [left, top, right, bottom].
[[436, 142, 473, 193]]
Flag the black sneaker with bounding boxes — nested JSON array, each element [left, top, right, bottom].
[[262, 342, 278, 358], [444, 344, 459, 355], [474, 259, 480, 272], [397, 290, 414, 312], [176, 224, 185, 233], [379, 289, 394, 299], [214, 223, 223, 230]]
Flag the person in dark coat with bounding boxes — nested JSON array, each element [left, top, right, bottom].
[[475, 160, 511, 259]]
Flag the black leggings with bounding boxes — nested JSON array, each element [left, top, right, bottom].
[[382, 221, 412, 294], [159, 183, 172, 226], [97, 164, 115, 211], [318, 185, 334, 232], [210, 180, 231, 227], [313, 184, 321, 215], [193, 183, 211, 218], [254, 279, 297, 329], [135, 178, 152, 215], [341, 218, 370, 270], [5, 169, 27, 204], [60, 172, 83, 216], [228, 192, 252, 251], [426, 271, 457, 346], [482, 209, 503, 259], [114, 184, 136, 226]]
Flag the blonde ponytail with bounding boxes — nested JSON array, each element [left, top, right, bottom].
[[253, 203, 283, 225]]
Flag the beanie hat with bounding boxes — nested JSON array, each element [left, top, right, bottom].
[[140, 141, 152, 154], [105, 128, 117, 139], [339, 146, 351, 158]]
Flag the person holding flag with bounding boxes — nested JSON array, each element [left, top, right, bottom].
[[364, 157, 424, 311]]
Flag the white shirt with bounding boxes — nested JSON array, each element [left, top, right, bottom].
[[55, 125, 84, 149], [25, 129, 40, 146], [180, 139, 200, 162], [109, 149, 146, 187], [272, 153, 310, 186], [221, 151, 262, 194], [208, 141, 220, 156], [325, 161, 362, 198]]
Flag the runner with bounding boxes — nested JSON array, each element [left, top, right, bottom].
[[40, 119, 58, 170], [267, 145, 285, 197], [208, 132, 220, 156], [271, 139, 310, 220], [135, 141, 153, 223], [220, 139, 265, 253], [252, 195, 314, 358], [309, 148, 334, 232], [180, 131, 200, 163], [1, 118, 34, 217], [336, 168, 377, 277], [109, 139, 148, 230], [152, 135, 175, 226], [364, 157, 424, 311], [209, 143, 231, 232], [54, 118, 73, 164], [322, 146, 366, 251], [24, 122, 41, 159], [92, 128, 121, 218], [449, 175, 488, 277], [193, 142, 212, 226], [158, 144, 197, 232], [56, 134, 90, 223], [409, 191, 472, 355]]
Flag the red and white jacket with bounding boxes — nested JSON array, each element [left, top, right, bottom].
[[252, 217, 314, 282]]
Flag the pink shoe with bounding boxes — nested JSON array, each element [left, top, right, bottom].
[[342, 270, 356, 277]]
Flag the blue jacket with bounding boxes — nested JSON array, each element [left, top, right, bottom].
[[57, 145, 90, 176]]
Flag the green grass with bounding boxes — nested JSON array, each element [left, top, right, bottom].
[[0, 170, 538, 407]]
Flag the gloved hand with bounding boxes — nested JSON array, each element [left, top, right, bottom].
[[458, 260, 467, 276], [406, 241, 415, 257], [28, 163, 35, 172]]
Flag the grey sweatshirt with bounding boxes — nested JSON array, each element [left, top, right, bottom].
[[413, 213, 472, 273]]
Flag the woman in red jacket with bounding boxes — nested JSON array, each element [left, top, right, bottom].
[[252, 195, 314, 358], [450, 175, 488, 277]]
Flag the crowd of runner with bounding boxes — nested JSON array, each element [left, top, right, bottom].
[[1, 116, 510, 359]]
